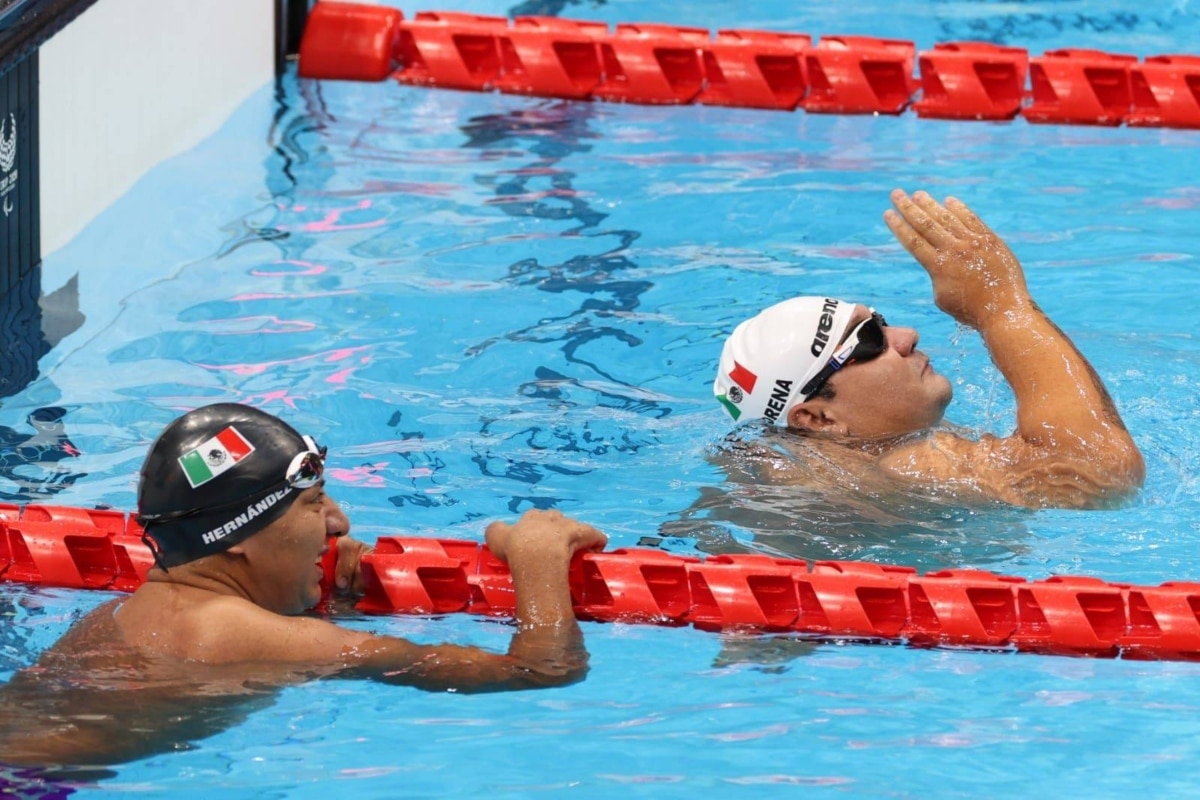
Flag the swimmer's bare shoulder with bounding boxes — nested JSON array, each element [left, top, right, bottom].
[[110, 585, 510, 689], [879, 429, 1141, 509], [712, 437, 805, 484], [715, 432, 893, 493], [109, 584, 381, 666]]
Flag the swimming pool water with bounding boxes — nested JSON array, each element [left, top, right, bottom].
[[6, 0, 1200, 796]]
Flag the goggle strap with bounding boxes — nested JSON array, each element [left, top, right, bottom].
[[794, 315, 881, 403]]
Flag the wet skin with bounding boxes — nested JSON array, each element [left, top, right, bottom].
[[0, 496, 607, 771]]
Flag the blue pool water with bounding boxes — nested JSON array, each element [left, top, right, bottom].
[[5, 0, 1200, 796]]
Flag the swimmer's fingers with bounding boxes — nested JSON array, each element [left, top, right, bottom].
[[335, 535, 372, 595], [889, 189, 953, 248], [911, 190, 973, 240], [484, 519, 514, 562], [485, 510, 608, 563], [945, 196, 1023, 271], [884, 205, 936, 267], [566, 520, 608, 555], [944, 197, 994, 239]]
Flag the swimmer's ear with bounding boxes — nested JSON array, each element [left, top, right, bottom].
[[787, 403, 847, 435], [225, 543, 250, 559]]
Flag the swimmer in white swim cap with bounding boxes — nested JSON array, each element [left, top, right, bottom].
[[714, 296, 952, 435], [711, 189, 1143, 510]]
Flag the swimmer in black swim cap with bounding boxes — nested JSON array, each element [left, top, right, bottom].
[[137, 403, 327, 568], [0, 401, 609, 769]]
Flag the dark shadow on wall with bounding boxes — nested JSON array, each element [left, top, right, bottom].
[[0, 265, 77, 398], [0, 264, 86, 501]]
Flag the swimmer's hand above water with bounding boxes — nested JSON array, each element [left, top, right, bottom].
[[884, 189, 1032, 331], [331, 534, 372, 595], [879, 187, 1144, 508], [486, 509, 608, 629]]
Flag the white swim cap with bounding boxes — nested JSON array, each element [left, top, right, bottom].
[[713, 296, 858, 426]]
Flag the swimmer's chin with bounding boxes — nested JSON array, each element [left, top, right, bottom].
[[932, 375, 954, 412]]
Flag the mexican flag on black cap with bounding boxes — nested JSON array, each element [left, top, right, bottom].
[[178, 426, 256, 488]]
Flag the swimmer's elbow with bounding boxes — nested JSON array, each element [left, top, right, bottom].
[[1094, 435, 1146, 495], [1047, 442, 1146, 510], [511, 657, 591, 691], [1121, 440, 1146, 488]]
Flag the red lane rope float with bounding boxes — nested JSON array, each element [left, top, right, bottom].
[[5, 504, 1200, 661], [296, 1, 1200, 129]]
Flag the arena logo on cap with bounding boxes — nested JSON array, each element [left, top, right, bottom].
[[178, 426, 256, 488]]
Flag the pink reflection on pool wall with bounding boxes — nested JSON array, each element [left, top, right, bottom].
[[252, 260, 329, 277], [229, 289, 357, 302], [204, 316, 317, 335], [327, 354, 374, 385], [240, 389, 302, 410], [285, 199, 387, 233], [1143, 188, 1200, 209], [194, 345, 371, 377], [328, 463, 389, 488], [310, 179, 456, 198]]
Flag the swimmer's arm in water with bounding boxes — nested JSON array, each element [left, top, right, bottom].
[[881, 189, 1145, 507], [214, 510, 606, 692]]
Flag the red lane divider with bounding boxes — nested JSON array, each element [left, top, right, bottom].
[[914, 42, 1029, 121], [0, 505, 152, 591], [1024, 48, 1137, 126], [802, 35, 917, 115], [698, 30, 809, 111], [295, 2, 1200, 128], [1129, 55, 1200, 129], [499, 16, 606, 99], [6, 506, 1200, 661], [298, 1, 405, 82], [393, 11, 509, 92]]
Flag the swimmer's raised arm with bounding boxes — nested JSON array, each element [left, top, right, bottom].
[[881, 189, 1144, 507]]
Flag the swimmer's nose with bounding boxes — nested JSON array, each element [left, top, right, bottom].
[[886, 326, 919, 357], [326, 499, 350, 538]]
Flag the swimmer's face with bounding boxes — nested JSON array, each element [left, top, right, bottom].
[[240, 481, 350, 615], [787, 304, 952, 438]]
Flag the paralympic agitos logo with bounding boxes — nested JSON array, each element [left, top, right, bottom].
[[0, 113, 17, 218]]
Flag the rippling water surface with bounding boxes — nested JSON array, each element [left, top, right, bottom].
[[5, 0, 1200, 796]]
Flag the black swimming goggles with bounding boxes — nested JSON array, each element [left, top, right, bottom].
[[799, 311, 889, 399], [139, 436, 327, 525]]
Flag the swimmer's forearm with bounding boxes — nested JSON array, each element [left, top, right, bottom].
[[977, 298, 1137, 448], [340, 636, 588, 692], [334, 543, 589, 692], [507, 539, 578, 628], [504, 540, 589, 681]]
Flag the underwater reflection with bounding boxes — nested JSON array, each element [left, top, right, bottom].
[[0, 406, 85, 502]]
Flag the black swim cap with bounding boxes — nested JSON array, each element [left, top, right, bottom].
[[137, 403, 325, 568]]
